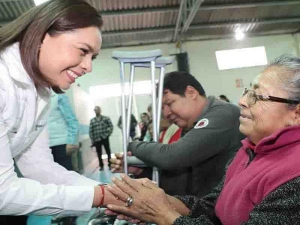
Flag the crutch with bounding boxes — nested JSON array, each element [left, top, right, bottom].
[[130, 56, 175, 184], [112, 50, 162, 181], [132, 56, 175, 138]]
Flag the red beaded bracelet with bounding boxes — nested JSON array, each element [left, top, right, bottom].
[[99, 185, 105, 207]]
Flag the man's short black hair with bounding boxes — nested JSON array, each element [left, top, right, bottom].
[[163, 71, 206, 97]]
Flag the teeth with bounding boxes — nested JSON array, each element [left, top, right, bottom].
[[68, 70, 78, 79]]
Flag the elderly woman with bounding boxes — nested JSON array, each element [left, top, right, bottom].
[[105, 54, 300, 225]]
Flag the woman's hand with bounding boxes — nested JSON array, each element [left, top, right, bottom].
[[66, 144, 78, 155], [106, 174, 181, 225], [93, 185, 124, 207]]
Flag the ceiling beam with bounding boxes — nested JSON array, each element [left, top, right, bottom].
[[103, 26, 174, 36], [101, 1, 300, 16], [1, 1, 299, 25], [189, 17, 300, 30], [0, 0, 21, 2], [0, 21, 10, 26], [201, 1, 300, 10], [181, 0, 204, 33], [101, 30, 298, 49], [173, 0, 186, 42], [101, 6, 178, 16], [102, 17, 300, 37], [2, 16, 299, 31]]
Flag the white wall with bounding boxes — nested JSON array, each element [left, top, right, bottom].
[[76, 34, 298, 104], [186, 35, 297, 103], [75, 43, 178, 92], [72, 34, 298, 152]]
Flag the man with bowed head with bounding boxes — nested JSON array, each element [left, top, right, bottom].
[[111, 71, 244, 197]]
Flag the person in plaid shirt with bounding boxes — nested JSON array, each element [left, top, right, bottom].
[[89, 106, 113, 170]]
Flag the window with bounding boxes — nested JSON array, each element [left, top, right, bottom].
[[215, 46, 268, 70]]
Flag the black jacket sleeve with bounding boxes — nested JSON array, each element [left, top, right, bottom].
[[173, 176, 224, 225]]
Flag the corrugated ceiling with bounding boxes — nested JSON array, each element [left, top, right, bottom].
[[0, 0, 300, 48]]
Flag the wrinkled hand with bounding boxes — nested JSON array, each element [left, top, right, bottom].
[[110, 152, 143, 175], [105, 177, 157, 222], [105, 178, 158, 224], [66, 144, 78, 156], [106, 174, 180, 224]]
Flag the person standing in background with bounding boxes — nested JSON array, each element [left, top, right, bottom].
[[89, 106, 113, 170], [138, 112, 150, 141], [48, 92, 80, 171], [117, 113, 138, 140], [159, 117, 182, 144], [142, 104, 153, 142]]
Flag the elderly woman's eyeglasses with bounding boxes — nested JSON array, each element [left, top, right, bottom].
[[242, 88, 300, 106]]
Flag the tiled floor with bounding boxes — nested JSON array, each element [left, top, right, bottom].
[[27, 165, 122, 225]]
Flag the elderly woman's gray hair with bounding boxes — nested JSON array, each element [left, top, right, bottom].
[[268, 54, 300, 107]]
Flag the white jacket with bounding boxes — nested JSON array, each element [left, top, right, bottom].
[[0, 43, 99, 216]]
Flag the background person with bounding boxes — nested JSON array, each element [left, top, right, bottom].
[[117, 113, 138, 140], [48, 92, 79, 171], [89, 106, 114, 170], [138, 112, 150, 141]]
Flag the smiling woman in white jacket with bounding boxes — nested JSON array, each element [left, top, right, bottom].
[[0, 0, 122, 219]]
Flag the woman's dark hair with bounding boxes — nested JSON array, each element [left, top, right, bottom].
[[163, 71, 206, 97], [0, 0, 103, 93]]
